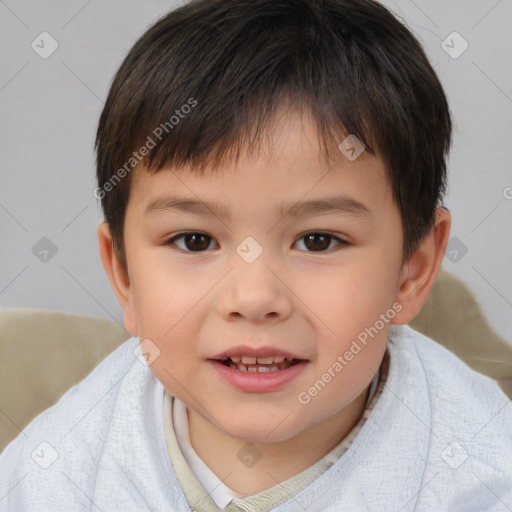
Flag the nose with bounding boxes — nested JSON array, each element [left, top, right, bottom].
[[216, 250, 293, 323]]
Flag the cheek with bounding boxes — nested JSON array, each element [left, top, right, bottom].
[[306, 254, 399, 346], [139, 324, 202, 400], [130, 260, 205, 345]]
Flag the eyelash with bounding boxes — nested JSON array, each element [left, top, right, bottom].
[[164, 231, 349, 254]]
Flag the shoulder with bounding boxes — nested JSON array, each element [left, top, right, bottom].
[[388, 325, 512, 507], [388, 324, 511, 430], [390, 324, 511, 407], [0, 336, 144, 507]]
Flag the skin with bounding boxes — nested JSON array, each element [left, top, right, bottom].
[[98, 107, 451, 496]]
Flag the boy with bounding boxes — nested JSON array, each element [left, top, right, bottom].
[[1, 0, 511, 510]]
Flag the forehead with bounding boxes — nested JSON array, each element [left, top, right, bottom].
[[128, 108, 392, 218]]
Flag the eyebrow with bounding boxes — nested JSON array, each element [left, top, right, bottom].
[[144, 193, 371, 220]]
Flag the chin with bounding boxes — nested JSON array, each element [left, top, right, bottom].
[[223, 415, 302, 444]]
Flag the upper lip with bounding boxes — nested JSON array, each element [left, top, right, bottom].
[[210, 345, 307, 361]]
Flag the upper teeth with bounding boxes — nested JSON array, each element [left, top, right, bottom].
[[230, 356, 287, 364]]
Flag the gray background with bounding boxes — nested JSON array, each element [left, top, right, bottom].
[[1, 0, 511, 344]]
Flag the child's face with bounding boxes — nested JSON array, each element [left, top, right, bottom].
[[112, 109, 409, 444]]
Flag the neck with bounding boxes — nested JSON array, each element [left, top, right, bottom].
[[187, 384, 371, 496]]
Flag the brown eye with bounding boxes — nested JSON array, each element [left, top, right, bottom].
[[167, 232, 216, 252], [296, 233, 347, 252], [304, 233, 331, 251]]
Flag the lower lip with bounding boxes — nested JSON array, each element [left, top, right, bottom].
[[207, 360, 308, 393]]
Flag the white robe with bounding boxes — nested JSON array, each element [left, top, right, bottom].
[[0, 324, 511, 511]]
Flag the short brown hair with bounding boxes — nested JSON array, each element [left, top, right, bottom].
[[95, 0, 452, 271]]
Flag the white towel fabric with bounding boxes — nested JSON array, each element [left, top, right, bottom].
[[0, 324, 511, 511]]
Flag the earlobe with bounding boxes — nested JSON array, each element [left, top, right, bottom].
[[392, 207, 451, 325], [97, 222, 138, 336]]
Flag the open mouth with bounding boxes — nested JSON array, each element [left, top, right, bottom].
[[218, 356, 302, 372], [208, 355, 309, 392]]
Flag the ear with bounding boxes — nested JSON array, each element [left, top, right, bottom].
[[392, 207, 451, 325], [97, 222, 138, 336]]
